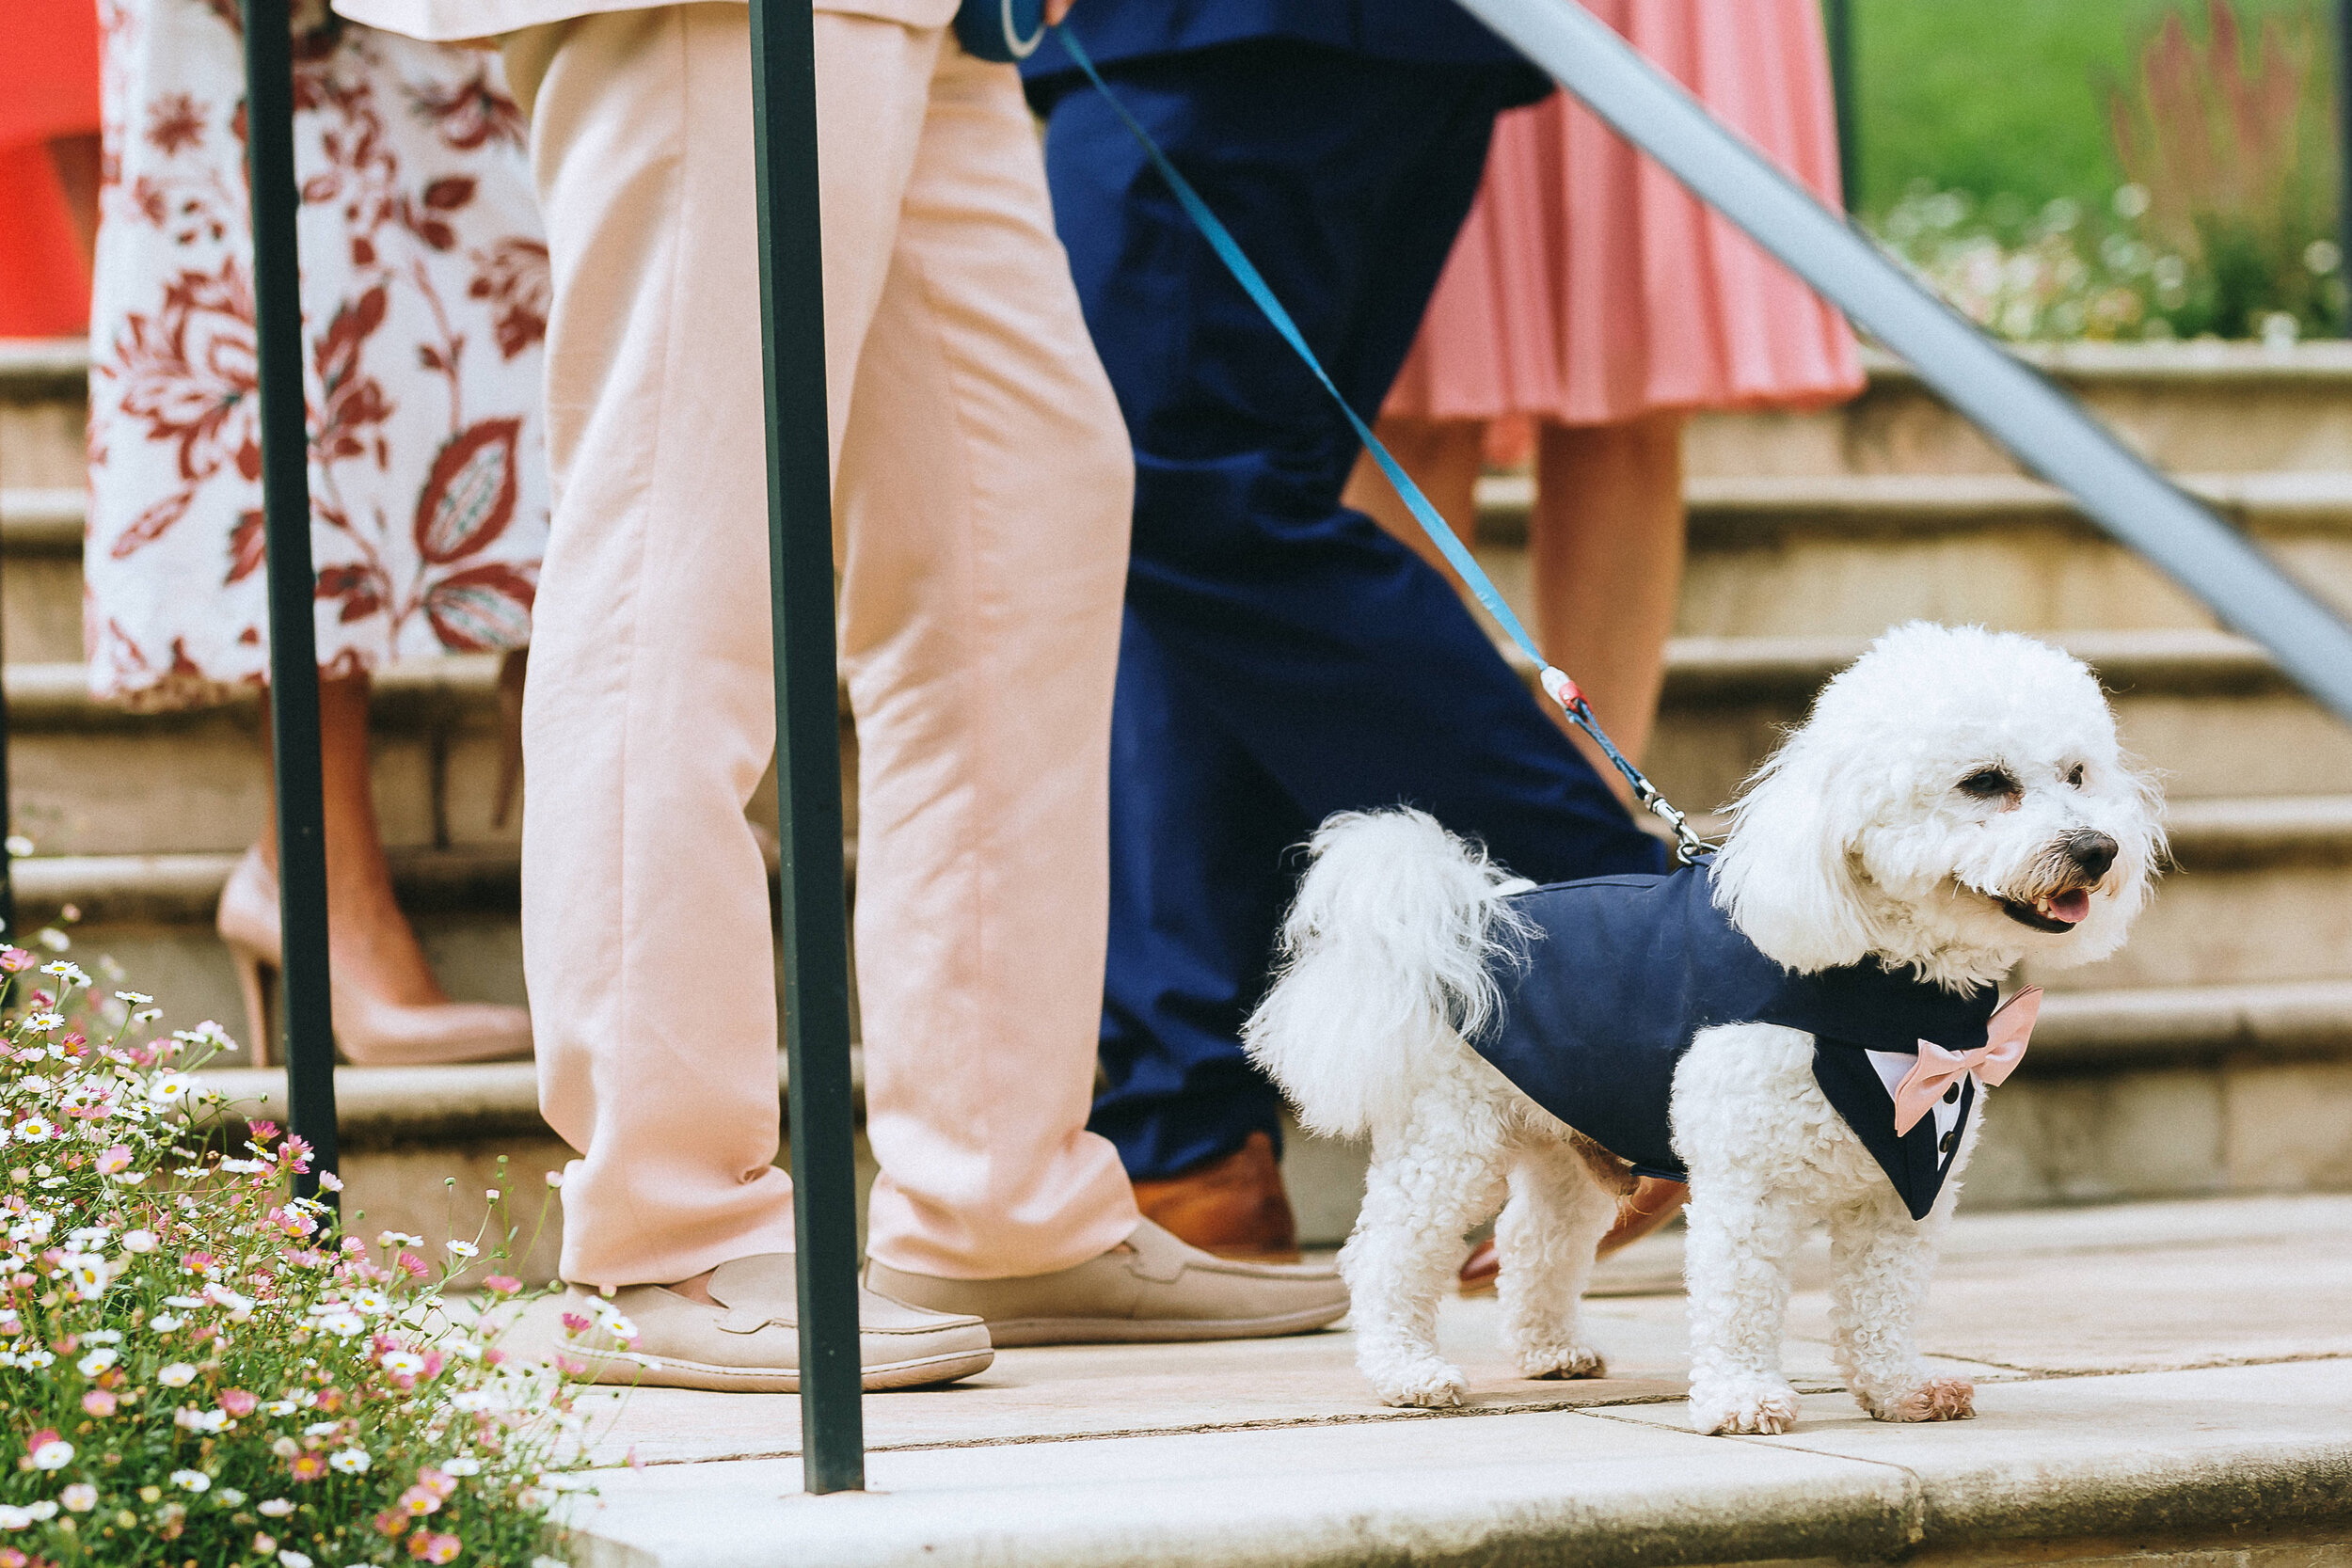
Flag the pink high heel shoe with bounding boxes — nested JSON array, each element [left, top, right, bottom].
[[216, 846, 533, 1068]]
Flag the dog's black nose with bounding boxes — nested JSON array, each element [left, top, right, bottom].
[[2066, 829, 2119, 879]]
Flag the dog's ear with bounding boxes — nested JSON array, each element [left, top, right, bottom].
[[1708, 730, 1882, 972]]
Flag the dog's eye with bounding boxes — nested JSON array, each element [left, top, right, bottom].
[[1959, 767, 2019, 800], [2065, 763, 2086, 788]]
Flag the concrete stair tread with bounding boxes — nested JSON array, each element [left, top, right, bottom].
[[1500, 626, 2307, 703], [1476, 467, 2352, 530], [190, 1054, 798, 1146], [2030, 976, 2352, 1064]]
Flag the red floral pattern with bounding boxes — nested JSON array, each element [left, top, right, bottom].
[[87, 0, 548, 709]]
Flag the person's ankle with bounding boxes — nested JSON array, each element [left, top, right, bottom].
[[664, 1267, 719, 1305]]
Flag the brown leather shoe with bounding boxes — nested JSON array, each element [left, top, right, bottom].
[[1131, 1131, 1301, 1261], [1458, 1178, 1691, 1295]]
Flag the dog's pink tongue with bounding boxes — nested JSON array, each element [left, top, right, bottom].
[[2050, 888, 2091, 924]]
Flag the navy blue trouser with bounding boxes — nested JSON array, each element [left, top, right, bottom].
[[1038, 40, 1666, 1180]]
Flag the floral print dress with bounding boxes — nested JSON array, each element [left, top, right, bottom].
[[87, 0, 549, 709]]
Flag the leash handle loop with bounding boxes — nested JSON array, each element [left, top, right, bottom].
[[1054, 28, 1712, 864]]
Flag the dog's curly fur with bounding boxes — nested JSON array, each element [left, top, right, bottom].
[[1244, 624, 2163, 1433]]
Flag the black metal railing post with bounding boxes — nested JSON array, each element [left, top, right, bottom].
[[241, 0, 339, 1200], [1823, 0, 1858, 212], [746, 0, 866, 1494], [1460, 0, 2352, 724]]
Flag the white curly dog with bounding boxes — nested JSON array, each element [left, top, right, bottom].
[[1244, 624, 2162, 1434]]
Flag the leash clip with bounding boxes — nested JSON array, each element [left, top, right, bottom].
[[1539, 666, 1713, 866]]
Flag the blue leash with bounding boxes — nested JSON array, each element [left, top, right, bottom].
[[1054, 27, 1711, 863]]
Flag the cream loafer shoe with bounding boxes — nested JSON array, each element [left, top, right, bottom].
[[564, 1253, 993, 1392], [863, 1219, 1349, 1347]]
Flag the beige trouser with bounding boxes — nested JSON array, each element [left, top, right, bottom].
[[506, 3, 1140, 1287]]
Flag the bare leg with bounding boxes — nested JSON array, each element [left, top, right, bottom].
[[1531, 414, 1687, 777], [1826, 1193, 1973, 1422], [1494, 1137, 1615, 1379], [1342, 418, 1485, 589], [47, 134, 102, 275], [258, 673, 450, 1007]]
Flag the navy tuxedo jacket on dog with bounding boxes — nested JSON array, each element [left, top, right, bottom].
[[1468, 864, 1999, 1220]]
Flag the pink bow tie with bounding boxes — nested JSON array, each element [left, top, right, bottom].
[[1892, 988, 2041, 1135]]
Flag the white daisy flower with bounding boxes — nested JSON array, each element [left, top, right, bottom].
[[168, 1469, 210, 1492], [445, 1240, 480, 1259], [326, 1449, 371, 1475], [257, 1497, 296, 1517], [75, 1348, 116, 1375], [155, 1362, 198, 1387], [439, 1457, 482, 1477], [28, 1436, 73, 1471], [148, 1314, 184, 1333]]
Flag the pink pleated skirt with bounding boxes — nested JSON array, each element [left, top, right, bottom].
[[1384, 0, 1864, 439]]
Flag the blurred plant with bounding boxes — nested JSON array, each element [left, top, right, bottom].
[[1869, 0, 2344, 343], [0, 938, 591, 1567], [1875, 184, 2169, 341], [2106, 0, 2343, 338]]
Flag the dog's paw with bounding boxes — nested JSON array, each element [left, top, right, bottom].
[[1515, 1339, 1607, 1381], [1374, 1358, 1470, 1409], [1863, 1376, 1975, 1423], [1689, 1377, 1801, 1435]]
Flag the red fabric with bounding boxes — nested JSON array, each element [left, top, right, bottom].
[[0, 0, 103, 336]]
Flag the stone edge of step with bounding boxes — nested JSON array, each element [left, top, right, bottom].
[[167, 975, 2352, 1151], [28, 335, 2352, 388], [1473, 470, 2352, 541], [8, 837, 816, 926], [183, 1052, 812, 1150], [1596, 628, 2287, 705], [2, 657, 511, 728], [13, 791, 2340, 929], [19, 629, 2280, 734], [0, 658, 863, 726]]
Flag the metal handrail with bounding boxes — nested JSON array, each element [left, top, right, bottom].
[[1460, 0, 2352, 726], [240, 0, 339, 1202], [748, 0, 867, 1497]]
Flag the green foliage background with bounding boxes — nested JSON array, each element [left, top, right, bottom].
[[1850, 0, 2324, 220]]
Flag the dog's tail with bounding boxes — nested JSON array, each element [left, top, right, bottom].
[[1244, 808, 1534, 1140]]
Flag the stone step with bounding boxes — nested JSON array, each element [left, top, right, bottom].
[[1631, 629, 2352, 808], [26, 340, 2352, 489], [1683, 341, 2352, 478], [23, 794, 2345, 1046], [20, 467, 2352, 662], [0, 341, 86, 492], [0, 487, 83, 663], [0, 626, 2339, 866], [0, 657, 841, 859], [0, 656, 523, 858], [152, 966, 2352, 1274], [1470, 470, 2352, 640]]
